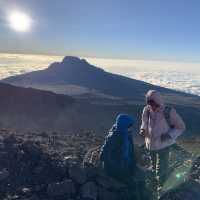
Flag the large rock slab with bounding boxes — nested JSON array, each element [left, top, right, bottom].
[[0, 168, 9, 181], [80, 181, 98, 200], [96, 175, 126, 190], [98, 188, 118, 200], [160, 180, 200, 200], [69, 165, 87, 184], [47, 179, 76, 197]]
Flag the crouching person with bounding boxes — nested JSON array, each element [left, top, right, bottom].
[[100, 114, 148, 200]]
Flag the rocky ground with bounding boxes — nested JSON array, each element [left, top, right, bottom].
[[0, 130, 199, 200], [0, 130, 139, 200]]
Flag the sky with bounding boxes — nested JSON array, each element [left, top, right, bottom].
[[0, 0, 200, 62]]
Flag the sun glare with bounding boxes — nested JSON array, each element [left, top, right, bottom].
[[8, 11, 32, 32]]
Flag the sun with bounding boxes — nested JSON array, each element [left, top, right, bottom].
[[8, 11, 32, 32]]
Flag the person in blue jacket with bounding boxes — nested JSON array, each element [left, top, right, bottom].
[[100, 114, 136, 180], [100, 114, 147, 200]]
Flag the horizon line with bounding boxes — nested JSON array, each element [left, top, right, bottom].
[[0, 51, 200, 65]]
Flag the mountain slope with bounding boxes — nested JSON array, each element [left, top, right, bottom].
[[3, 56, 200, 107], [0, 82, 140, 133], [0, 82, 199, 135]]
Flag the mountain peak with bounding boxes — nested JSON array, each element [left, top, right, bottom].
[[45, 56, 104, 75], [62, 56, 87, 65]]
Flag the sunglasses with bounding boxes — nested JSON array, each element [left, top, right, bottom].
[[147, 100, 155, 104], [147, 100, 159, 107]]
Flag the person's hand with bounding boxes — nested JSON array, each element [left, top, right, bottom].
[[140, 129, 148, 137], [161, 133, 171, 142]]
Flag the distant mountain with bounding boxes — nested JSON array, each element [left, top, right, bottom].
[[3, 56, 200, 107]]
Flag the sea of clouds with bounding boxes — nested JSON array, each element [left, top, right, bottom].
[[0, 53, 63, 79], [0, 53, 200, 96], [131, 71, 200, 96], [88, 57, 200, 96]]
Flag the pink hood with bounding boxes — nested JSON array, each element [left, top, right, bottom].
[[145, 90, 165, 107]]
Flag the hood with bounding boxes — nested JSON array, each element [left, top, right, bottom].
[[145, 90, 165, 107], [113, 114, 135, 133]]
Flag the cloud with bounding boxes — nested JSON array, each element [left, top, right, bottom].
[[86, 57, 200, 73], [0, 53, 63, 79]]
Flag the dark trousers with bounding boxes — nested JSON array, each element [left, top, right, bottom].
[[150, 146, 170, 186], [148, 146, 171, 200]]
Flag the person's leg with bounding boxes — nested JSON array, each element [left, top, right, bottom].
[[157, 147, 170, 187], [149, 151, 159, 199], [150, 151, 157, 177], [156, 146, 170, 199], [148, 147, 170, 199]]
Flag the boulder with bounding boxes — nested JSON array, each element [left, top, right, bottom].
[[20, 187, 32, 195], [63, 156, 80, 167], [69, 165, 87, 184], [0, 152, 9, 167], [80, 182, 98, 200], [84, 163, 100, 179], [25, 195, 39, 200], [47, 179, 76, 197], [49, 159, 67, 178], [98, 188, 118, 200], [32, 184, 46, 193], [3, 134, 17, 147], [20, 141, 41, 158], [160, 180, 200, 200], [96, 176, 126, 190], [0, 168, 9, 181]]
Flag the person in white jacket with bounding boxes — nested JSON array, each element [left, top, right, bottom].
[[140, 90, 186, 193]]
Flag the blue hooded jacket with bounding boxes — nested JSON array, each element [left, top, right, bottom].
[[100, 114, 136, 176], [113, 114, 135, 160]]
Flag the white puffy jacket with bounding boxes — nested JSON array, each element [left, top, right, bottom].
[[140, 90, 186, 151]]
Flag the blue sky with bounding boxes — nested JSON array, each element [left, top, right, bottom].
[[0, 0, 200, 61]]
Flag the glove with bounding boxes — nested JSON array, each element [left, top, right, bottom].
[[140, 129, 148, 137]]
